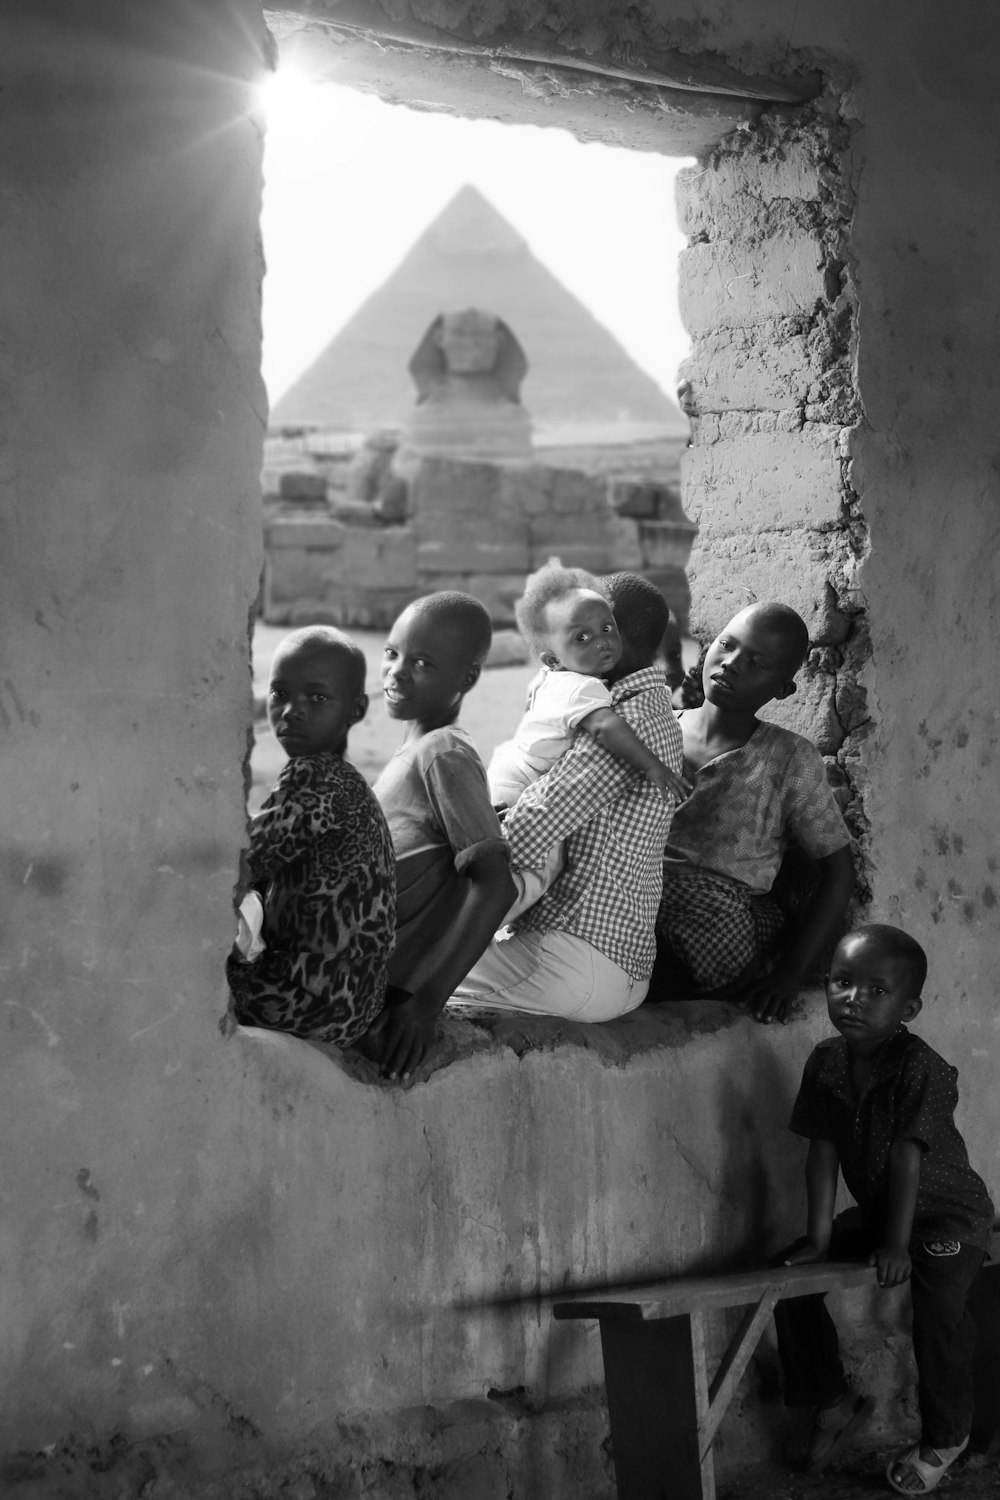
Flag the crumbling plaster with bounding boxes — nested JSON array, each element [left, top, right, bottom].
[[4, 1, 1000, 1495]]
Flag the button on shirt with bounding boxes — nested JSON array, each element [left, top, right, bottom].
[[504, 667, 682, 980], [789, 1028, 995, 1251], [664, 718, 848, 895]]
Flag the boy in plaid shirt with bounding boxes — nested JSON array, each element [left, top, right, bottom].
[[655, 602, 854, 1023], [453, 573, 682, 1022]]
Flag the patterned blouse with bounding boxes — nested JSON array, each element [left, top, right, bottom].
[[228, 750, 395, 1048]]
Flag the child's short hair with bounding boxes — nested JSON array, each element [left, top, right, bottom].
[[740, 603, 810, 673], [515, 560, 602, 659], [275, 625, 366, 697], [849, 922, 928, 993], [410, 591, 493, 666], [603, 572, 670, 660]]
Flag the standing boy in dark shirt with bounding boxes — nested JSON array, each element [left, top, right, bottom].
[[774, 923, 994, 1491]]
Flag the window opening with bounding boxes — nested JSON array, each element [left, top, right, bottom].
[[254, 59, 696, 810]]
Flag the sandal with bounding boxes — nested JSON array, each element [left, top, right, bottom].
[[886, 1435, 969, 1493], [802, 1391, 876, 1474]]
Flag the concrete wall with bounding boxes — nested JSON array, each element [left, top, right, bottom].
[[3, 1, 1000, 1495]]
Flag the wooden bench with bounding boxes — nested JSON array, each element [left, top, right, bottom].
[[554, 1261, 876, 1500]]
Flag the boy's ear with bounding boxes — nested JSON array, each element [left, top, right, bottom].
[[539, 649, 560, 670], [774, 678, 798, 701], [351, 692, 368, 725], [462, 662, 482, 693], [903, 996, 923, 1023]]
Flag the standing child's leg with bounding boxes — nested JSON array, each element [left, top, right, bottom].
[[909, 1240, 984, 1447], [772, 1223, 875, 1473]]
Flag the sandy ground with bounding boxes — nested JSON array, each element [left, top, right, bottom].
[[250, 623, 537, 810]]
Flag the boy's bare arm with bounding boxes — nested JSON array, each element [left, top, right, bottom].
[[871, 1138, 922, 1287], [739, 844, 855, 1024], [783, 1138, 839, 1264], [578, 706, 691, 803], [367, 852, 515, 1082]]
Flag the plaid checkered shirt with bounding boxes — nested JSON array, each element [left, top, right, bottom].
[[505, 667, 683, 980]]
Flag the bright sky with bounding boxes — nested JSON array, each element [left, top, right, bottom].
[[258, 70, 693, 405]]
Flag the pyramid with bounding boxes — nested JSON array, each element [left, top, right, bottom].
[[269, 184, 687, 438]]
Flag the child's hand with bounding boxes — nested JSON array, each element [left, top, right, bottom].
[[646, 761, 693, 804], [870, 1243, 911, 1288], [782, 1236, 829, 1267]]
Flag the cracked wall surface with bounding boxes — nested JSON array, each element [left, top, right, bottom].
[[4, 1, 1000, 1496]]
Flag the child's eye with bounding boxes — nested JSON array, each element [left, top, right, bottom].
[[871, 985, 885, 996], [601, 622, 614, 634], [383, 647, 397, 661], [309, 693, 327, 704], [413, 656, 431, 669], [269, 687, 287, 701]]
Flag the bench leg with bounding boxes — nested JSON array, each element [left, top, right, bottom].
[[599, 1313, 715, 1500]]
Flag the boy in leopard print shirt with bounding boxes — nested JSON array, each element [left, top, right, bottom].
[[227, 627, 395, 1048]]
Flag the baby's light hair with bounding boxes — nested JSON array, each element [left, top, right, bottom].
[[848, 923, 928, 994], [272, 625, 366, 697], [407, 591, 493, 666], [515, 559, 603, 659]]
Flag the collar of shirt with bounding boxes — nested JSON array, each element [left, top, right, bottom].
[[609, 665, 668, 706], [818, 1025, 912, 1098]]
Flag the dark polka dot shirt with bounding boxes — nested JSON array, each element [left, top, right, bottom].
[[789, 1027, 995, 1251]]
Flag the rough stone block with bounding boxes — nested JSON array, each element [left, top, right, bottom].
[[609, 479, 660, 518], [638, 518, 699, 569], [331, 499, 379, 527], [264, 550, 332, 606], [550, 468, 604, 514], [417, 528, 530, 575], [605, 514, 644, 570], [279, 470, 327, 502], [676, 143, 825, 237], [683, 426, 845, 533], [529, 513, 614, 552], [265, 518, 346, 550], [685, 530, 853, 646], [340, 525, 417, 591], [411, 457, 510, 520], [680, 325, 819, 413], [680, 234, 827, 335], [500, 464, 552, 516]]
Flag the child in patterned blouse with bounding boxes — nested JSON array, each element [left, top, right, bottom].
[[227, 626, 395, 1049], [773, 924, 994, 1490]]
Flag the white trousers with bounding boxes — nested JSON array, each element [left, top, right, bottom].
[[452, 927, 648, 1022]]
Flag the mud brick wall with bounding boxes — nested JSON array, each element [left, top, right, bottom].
[[677, 105, 869, 854]]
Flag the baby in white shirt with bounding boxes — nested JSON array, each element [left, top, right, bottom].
[[489, 561, 685, 917]]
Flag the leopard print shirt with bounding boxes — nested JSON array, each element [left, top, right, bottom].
[[228, 750, 395, 1047]]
